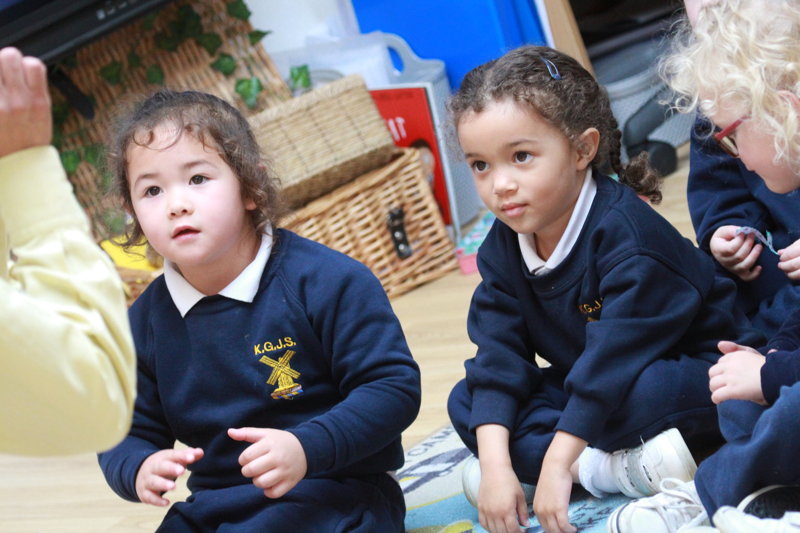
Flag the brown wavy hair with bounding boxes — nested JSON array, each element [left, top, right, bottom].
[[107, 89, 286, 251], [449, 45, 662, 203]]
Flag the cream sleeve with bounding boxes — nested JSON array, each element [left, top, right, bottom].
[[0, 146, 136, 456]]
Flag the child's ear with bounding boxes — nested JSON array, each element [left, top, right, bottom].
[[576, 128, 600, 170], [244, 197, 257, 211]]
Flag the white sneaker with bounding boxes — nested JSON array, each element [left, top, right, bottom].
[[607, 478, 709, 533], [713, 507, 800, 533], [610, 428, 698, 498], [461, 455, 536, 508], [737, 485, 800, 519]]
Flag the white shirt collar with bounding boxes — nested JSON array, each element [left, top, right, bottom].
[[164, 229, 273, 317], [518, 169, 596, 276]]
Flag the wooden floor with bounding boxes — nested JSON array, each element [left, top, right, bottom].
[[0, 147, 694, 532]]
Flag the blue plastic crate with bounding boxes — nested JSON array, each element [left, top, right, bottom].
[[352, 0, 546, 90]]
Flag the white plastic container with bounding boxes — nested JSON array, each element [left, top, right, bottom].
[[380, 32, 484, 241]]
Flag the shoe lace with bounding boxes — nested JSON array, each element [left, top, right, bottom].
[[639, 479, 707, 533]]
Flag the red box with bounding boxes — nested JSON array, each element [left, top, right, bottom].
[[370, 86, 453, 224]]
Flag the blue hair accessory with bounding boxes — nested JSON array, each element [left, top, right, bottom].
[[540, 57, 562, 80], [736, 226, 779, 255]]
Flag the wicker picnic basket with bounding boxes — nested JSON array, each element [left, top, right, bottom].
[[282, 149, 457, 298], [51, 0, 291, 240], [249, 74, 396, 208]]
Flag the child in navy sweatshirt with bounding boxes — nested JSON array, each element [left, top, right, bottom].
[[686, 118, 800, 339], [681, 0, 800, 342], [96, 90, 421, 532], [445, 45, 761, 533], [610, 1, 800, 531]]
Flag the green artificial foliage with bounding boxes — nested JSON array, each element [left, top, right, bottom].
[[211, 53, 237, 76], [51, 0, 278, 239], [99, 60, 123, 85], [248, 30, 271, 45], [235, 76, 263, 109], [196, 32, 223, 55], [128, 51, 142, 69], [60, 150, 81, 174], [227, 0, 251, 21], [146, 64, 166, 85]]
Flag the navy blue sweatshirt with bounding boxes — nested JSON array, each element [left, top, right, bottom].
[[465, 174, 762, 444], [758, 308, 800, 404], [98, 229, 421, 502], [688, 119, 800, 308]]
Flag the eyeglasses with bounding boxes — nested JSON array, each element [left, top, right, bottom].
[[713, 117, 745, 157]]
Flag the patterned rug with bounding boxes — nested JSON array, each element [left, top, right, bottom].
[[400, 426, 631, 533]]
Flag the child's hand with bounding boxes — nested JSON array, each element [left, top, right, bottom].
[[533, 456, 577, 533], [476, 462, 529, 533], [709, 225, 763, 281], [0, 47, 52, 158], [709, 340, 767, 405], [135, 447, 204, 506], [778, 238, 800, 280], [228, 427, 307, 499]]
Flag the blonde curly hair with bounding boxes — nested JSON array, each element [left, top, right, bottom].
[[661, 0, 800, 170]]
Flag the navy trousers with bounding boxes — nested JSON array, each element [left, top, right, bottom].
[[448, 354, 721, 485], [695, 382, 800, 516], [155, 473, 404, 533]]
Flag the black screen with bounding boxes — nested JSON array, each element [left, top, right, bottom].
[[0, 0, 171, 64]]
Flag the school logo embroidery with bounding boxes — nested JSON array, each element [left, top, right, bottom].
[[259, 349, 304, 400], [577, 298, 603, 322]]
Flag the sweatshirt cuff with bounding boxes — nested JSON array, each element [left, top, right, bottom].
[[468, 388, 518, 433], [760, 350, 800, 405], [555, 394, 605, 443], [288, 422, 337, 476]]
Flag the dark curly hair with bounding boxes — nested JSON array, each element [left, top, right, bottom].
[[449, 45, 662, 203], [107, 89, 286, 251]]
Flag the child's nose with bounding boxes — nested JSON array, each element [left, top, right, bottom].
[[168, 194, 192, 217], [493, 171, 518, 195]]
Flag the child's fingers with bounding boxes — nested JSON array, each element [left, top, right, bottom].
[[739, 265, 762, 282], [148, 449, 202, 479], [710, 386, 730, 405], [230, 429, 274, 466], [228, 426, 269, 444], [708, 368, 724, 390], [516, 493, 530, 527], [149, 459, 186, 480], [145, 473, 177, 495], [778, 254, 800, 278], [251, 467, 280, 490], [168, 447, 203, 467], [261, 475, 296, 499], [717, 340, 743, 354], [139, 485, 171, 507], [730, 240, 759, 266], [240, 452, 274, 479]]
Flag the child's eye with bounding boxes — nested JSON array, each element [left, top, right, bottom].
[[514, 151, 532, 163], [144, 186, 161, 197], [190, 175, 208, 185], [471, 160, 488, 173]]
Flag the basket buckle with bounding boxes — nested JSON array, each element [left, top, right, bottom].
[[387, 207, 413, 259]]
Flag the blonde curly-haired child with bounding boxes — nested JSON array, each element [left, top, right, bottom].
[[609, 1, 800, 531]]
